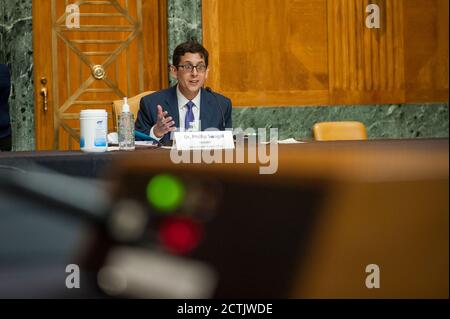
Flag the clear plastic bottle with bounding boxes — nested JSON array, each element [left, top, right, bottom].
[[118, 97, 135, 151]]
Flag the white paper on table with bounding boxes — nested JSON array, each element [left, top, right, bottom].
[[107, 132, 119, 145], [278, 138, 306, 144], [260, 138, 306, 145]]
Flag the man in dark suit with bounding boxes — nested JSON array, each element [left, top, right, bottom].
[[135, 40, 232, 144], [0, 64, 12, 151]]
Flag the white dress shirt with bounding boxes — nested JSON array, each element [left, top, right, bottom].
[[150, 85, 201, 140]]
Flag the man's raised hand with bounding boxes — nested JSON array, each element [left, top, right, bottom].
[[153, 105, 176, 138]]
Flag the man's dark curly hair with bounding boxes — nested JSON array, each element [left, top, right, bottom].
[[172, 40, 209, 67]]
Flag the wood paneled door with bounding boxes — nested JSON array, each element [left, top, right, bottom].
[[33, 0, 168, 150]]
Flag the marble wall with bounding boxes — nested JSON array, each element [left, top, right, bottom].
[[167, 0, 202, 86], [0, 0, 35, 151], [0, 0, 447, 152], [233, 103, 449, 140]]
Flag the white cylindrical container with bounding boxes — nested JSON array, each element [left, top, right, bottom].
[[80, 109, 108, 153]]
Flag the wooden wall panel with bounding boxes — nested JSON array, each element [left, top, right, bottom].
[[328, 0, 405, 104], [203, 0, 329, 106], [202, 0, 449, 107], [404, 0, 449, 102]]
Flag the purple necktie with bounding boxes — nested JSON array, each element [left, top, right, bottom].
[[185, 100, 195, 130]]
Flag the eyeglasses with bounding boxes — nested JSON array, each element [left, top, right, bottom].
[[177, 63, 207, 73]]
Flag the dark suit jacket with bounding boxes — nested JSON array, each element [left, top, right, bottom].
[[135, 86, 232, 143], [0, 64, 11, 139]]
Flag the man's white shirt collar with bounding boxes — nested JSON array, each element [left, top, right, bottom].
[[176, 85, 201, 131], [176, 85, 201, 109]]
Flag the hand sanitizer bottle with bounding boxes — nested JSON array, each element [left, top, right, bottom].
[[118, 97, 135, 151]]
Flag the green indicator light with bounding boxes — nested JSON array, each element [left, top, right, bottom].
[[146, 174, 185, 212]]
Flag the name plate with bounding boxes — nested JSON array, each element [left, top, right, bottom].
[[174, 131, 235, 151]]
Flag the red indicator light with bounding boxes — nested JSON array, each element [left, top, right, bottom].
[[158, 217, 203, 254]]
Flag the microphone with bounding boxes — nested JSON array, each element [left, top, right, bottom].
[[205, 87, 226, 130]]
